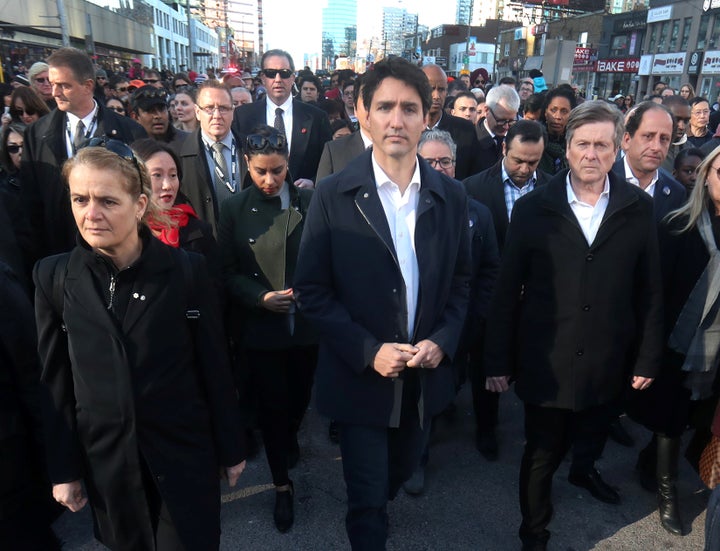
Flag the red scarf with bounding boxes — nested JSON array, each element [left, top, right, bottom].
[[148, 203, 198, 248]]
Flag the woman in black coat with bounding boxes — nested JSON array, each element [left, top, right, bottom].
[[33, 143, 246, 550], [218, 125, 316, 533], [631, 144, 720, 536], [537, 86, 577, 175]]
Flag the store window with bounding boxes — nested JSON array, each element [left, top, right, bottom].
[[610, 35, 628, 57], [657, 21, 669, 52], [698, 14, 711, 50], [669, 20, 680, 51], [681, 17, 692, 51], [648, 24, 657, 53], [710, 15, 720, 49]]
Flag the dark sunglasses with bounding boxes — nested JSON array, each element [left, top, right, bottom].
[[12, 107, 36, 117], [80, 137, 143, 181], [144, 78, 160, 84], [6, 144, 22, 154], [262, 69, 293, 79], [33, 77, 49, 84], [116, 86, 129, 92], [246, 133, 287, 152]]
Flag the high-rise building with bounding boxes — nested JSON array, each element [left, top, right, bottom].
[[382, 6, 417, 58], [456, 0, 472, 25], [322, 0, 357, 70], [457, 0, 497, 26], [227, 0, 257, 69]]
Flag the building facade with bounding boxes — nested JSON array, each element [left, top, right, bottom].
[[322, 0, 358, 70]]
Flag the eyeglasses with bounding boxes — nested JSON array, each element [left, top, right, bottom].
[[97, 77, 107, 81], [116, 86, 129, 92], [33, 77, 48, 84], [197, 105, 233, 116], [81, 137, 143, 181], [6, 144, 22, 154], [487, 105, 517, 128], [261, 69, 293, 79], [424, 157, 454, 169], [144, 78, 160, 84], [246, 133, 287, 152]]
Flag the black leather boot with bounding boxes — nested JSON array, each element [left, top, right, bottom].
[[656, 435, 683, 536], [635, 434, 657, 493]]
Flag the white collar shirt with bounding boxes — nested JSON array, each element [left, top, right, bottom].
[[566, 173, 611, 246], [623, 156, 658, 197], [266, 95, 294, 152], [372, 154, 421, 338], [66, 100, 99, 157]]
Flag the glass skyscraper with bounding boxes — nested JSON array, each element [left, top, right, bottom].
[[322, 0, 357, 69]]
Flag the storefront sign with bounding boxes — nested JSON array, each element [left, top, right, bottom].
[[531, 23, 547, 36], [651, 52, 686, 74], [514, 28, 527, 40], [573, 47, 593, 66], [702, 51, 720, 74], [703, 0, 720, 13], [613, 12, 647, 32], [647, 6, 672, 23], [596, 58, 640, 73], [688, 51, 704, 75]]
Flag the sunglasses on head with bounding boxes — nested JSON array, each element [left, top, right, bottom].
[[246, 133, 287, 152], [6, 144, 22, 154], [262, 69, 293, 79], [80, 137, 143, 181], [134, 88, 167, 100]]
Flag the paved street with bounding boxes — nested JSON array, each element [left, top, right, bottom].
[[54, 386, 708, 550]]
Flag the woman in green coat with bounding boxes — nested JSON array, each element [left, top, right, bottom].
[[218, 125, 316, 534]]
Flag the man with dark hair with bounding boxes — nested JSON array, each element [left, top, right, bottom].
[[661, 95, 691, 172], [463, 120, 549, 460], [129, 85, 188, 152], [179, 81, 244, 234], [613, 101, 686, 223], [295, 56, 471, 550], [422, 64, 483, 179], [142, 69, 163, 89], [485, 100, 662, 551], [232, 49, 332, 189], [18, 47, 146, 265], [111, 76, 131, 103], [451, 91, 479, 124]]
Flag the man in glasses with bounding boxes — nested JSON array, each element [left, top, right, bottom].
[[179, 81, 244, 234], [612, 101, 686, 224], [143, 69, 164, 89], [232, 49, 332, 190], [18, 47, 146, 265], [295, 56, 471, 550], [129, 85, 188, 152], [476, 84, 520, 172], [111, 76, 131, 103], [421, 64, 484, 179]]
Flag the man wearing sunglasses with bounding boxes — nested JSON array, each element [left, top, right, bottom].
[[476, 85, 520, 172], [232, 49, 332, 190], [18, 47, 146, 266]]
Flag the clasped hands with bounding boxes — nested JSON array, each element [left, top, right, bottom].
[[372, 339, 444, 378]]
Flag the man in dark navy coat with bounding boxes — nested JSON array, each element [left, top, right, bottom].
[[485, 101, 663, 551], [612, 101, 687, 223], [232, 49, 332, 188], [294, 57, 471, 551]]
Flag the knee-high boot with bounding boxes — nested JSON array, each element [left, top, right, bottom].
[[656, 434, 684, 536]]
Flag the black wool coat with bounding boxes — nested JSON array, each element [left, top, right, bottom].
[[33, 233, 244, 551], [484, 169, 664, 411]]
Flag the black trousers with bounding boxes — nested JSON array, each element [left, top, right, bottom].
[[519, 402, 612, 546], [337, 373, 430, 551], [246, 346, 317, 486], [140, 458, 185, 551], [468, 332, 499, 433]]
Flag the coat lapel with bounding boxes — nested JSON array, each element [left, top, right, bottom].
[[290, 101, 312, 171]]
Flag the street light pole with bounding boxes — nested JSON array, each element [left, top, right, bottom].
[[56, 0, 70, 47]]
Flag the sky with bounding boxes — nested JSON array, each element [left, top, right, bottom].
[[262, 0, 457, 67]]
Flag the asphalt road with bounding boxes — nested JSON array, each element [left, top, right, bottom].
[[54, 386, 708, 550]]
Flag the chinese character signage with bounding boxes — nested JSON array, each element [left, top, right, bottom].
[[702, 51, 720, 74], [651, 52, 686, 74]]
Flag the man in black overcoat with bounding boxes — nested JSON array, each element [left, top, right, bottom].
[[484, 100, 664, 551], [294, 57, 471, 551]]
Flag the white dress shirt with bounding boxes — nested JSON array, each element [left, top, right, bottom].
[[566, 173, 610, 245], [65, 101, 99, 157], [623, 156, 658, 197], [266, 96, 294, 152], [372, 154, 421, 338]]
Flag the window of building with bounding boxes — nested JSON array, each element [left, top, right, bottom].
[[504, 43, 510, 57], [610, 35, 628, 57], [710, 15, 720, 49], [657, 21, 669, 52], [680, 17, 692, 51], [669, 20, 679, 51], [698, 14, 711, 50], [648, 24, 657, 53]]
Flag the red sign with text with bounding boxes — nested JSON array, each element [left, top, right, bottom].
[[596, 58, 640, 73]]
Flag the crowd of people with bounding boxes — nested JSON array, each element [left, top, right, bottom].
[[2, 46, 720, 551]]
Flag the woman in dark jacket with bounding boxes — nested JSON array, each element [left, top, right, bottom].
[[33, 143, 246, 551], [218, 125, 316, 533], [131, 138, 219, 276], [0, 122, 25, 219], [631, 144, 720, 536], [538, 86, 577, 175]]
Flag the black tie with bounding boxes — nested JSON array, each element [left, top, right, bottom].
[[73, 120, 86, 152], [494, 135, 504, 156], [274, 107, 286, 139]]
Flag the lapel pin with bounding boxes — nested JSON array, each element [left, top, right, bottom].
[[133, 292, 139, 299], [663, 186, 670, 195], [140, 295, 146, 301], [363, 192, 369, 198], [301, 128, 307, 134]]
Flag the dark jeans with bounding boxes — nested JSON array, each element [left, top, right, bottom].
[[519, 402, 612, 546], [337, 374, 431, 551], [246, 346, 317, 486]]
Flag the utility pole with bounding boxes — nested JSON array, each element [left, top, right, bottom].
[[56, 0, 70, 47], [187, 0, 195, 72]]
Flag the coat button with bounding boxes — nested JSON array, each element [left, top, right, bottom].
[[585, 254, 594, 261], [392, 288, 397, 293], [576, 350, 584, 356], [582, 304, 591, 311], [363, 192, 369, 198], [251, 207, 258, 212], [248, 238, 255, 244], [253, 272, 259, 277]]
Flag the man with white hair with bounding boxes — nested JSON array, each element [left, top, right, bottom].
[[476, 85, 521, 172]]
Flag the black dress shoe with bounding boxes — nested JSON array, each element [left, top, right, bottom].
[[476, 430, 498, 461], [608, 418, 635, 447], [274, 481, 294, 533], [568, 469, 620, 504]]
